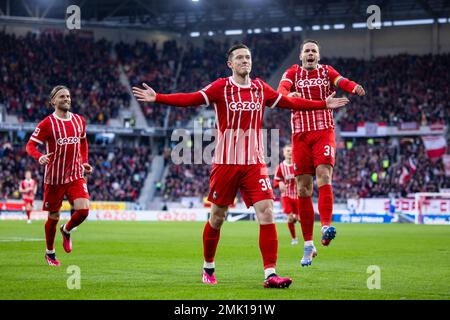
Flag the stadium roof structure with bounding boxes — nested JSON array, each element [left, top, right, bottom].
[[0, 0, 449, 34]]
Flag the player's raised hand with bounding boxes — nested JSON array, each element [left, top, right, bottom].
[[38, 152, 53, 165], [352, 84, 365, 96], [82, 163, 93, 175], [325, 92, 350, 109], [132, 83, 156, 103]]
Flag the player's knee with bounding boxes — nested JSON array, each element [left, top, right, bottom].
[[258, 205, 274, 224], [316, 166, 333, 185], [297, 185, 312, 197], [48, 212, 60, 220], [317, 172, 332, 185], [210, 215, 225, 228], [210, 210, 226, 228]]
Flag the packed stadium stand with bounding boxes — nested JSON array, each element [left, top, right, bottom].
[[0, 132, 152, 202], [0, 25, 448, 207], [0, 32, 130, 125]]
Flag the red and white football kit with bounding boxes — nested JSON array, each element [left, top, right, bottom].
[[155, 76, 328, 208], [20, 178, 37, 206], [153, 75, 327, 277], [26, 112, 89, 212], [274, 161, 298, 215], [278, 64, 357, 175]]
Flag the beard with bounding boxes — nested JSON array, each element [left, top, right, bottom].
[[57, 103, 71, 112]]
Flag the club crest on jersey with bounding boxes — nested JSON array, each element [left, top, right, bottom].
[[255, 91, 260, 99], [213, 191, 217, 200], [229, 101, 262, 111]]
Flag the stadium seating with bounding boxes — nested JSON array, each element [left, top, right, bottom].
[[0, 133, 152, 202], [0, 31, 130, 125]]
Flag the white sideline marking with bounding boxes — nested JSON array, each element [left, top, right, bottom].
[[0, 237, 44, 242]]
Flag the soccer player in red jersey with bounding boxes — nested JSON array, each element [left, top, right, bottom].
[[133, 44, 349, 288], [274, 145, 306, 248], [19, 170, 37, 224], [277, 39, 365, 266], [26, 85, 93, 266]]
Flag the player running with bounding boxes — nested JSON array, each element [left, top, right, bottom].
[[26, 85, 93, 266], [277, 39, 365, 266], [19, 170, 37, 224], [133, 44, 349, 288]]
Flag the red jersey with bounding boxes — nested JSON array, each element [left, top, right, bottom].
[[28, 112, 86, 185], [20, 179, 37, 201], [274, 161, 297, 199], [199, 77, 284, 165], [279, 64, 345, 134]]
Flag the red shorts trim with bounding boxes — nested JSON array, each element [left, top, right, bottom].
[[292, 128, 336, 176], [42, 178, 89, 212], [208, 164, 274, 208]]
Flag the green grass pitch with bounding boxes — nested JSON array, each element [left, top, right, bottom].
[[0, 220, 449, 300]]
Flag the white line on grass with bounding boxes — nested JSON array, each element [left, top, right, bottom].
[[0, 238, 44, 242]]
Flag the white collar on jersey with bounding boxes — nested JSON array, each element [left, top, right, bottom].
[[52, 111, 73, 121], [229, 76, 252, 88]]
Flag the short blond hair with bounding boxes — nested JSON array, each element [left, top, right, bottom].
[[49, 85, 69, 107]]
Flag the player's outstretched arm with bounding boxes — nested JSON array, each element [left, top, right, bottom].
[[277, 92, 349, 110], [132, 83, 156, 103], [132, 83, 206, 107]]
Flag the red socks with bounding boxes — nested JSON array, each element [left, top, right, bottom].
[[26, 210, 31, 220], [45, 217, 59, 251], [259, 223, 278, 269], [287, 222, 296, 239], [298, 196, 315, 241], [203, 221, 221, 263], [318, 184, 333, 227], [65, 209, 89, 232]]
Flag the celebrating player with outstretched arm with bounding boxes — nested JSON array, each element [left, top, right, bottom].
[[133, 43, 349, 288], [277, 39, 365, 267], [26, 85, 93, 266]]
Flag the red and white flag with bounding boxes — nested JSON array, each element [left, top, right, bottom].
[[399, 166, 411, 186], [408, 157, 417, 174], [421, 136, 447, 160]]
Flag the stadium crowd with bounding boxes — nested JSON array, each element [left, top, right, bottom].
[[0, 133, 152, 202], [333, 137, 449, 201], [1, 30, 448, 204], [0, 31, 130, 125]]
